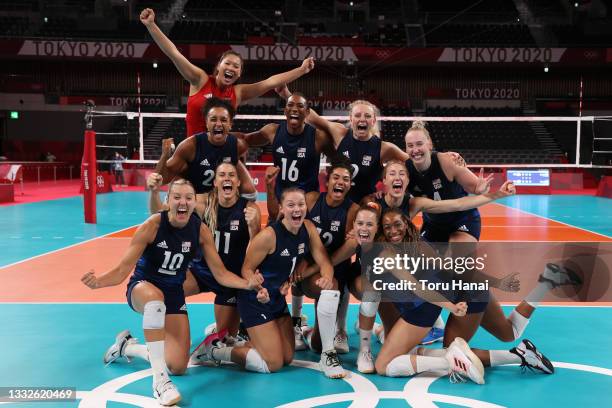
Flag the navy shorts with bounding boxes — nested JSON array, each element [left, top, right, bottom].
[[460, 289, 490, 314], [421, 215, 482, 242], [327, 260, 352, 296], [394, 301, 442, 328], [237, 290, 290, 329], [126, 278, 187, 315], [190, 260, 238, 307]]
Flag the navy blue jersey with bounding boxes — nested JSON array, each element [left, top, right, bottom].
[[187, 132, 238, 194], [213, 197, 250, 274], [259, 221, 310, 292], [406, 152, 478, 225], [272, 122, 320, 197], [337, 130, 382, 203], [376, 194, 411, 217], [133, 211, 201, 289], [307, 193, 353, 255]]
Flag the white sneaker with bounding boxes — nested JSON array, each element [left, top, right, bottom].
[[510, 339, 554, 374], [357, 349, 375, 373], [293, 316, 308, 351], [445, 337, 485, 385], [320, 350, 346, 379], [204, 322, 217, 337], [103, 329, 136, 364], [539, 263, 582, 288], [373, 322, 385, 344], [153, 378, 181, 406], [334, 329, 349, 354], [189, 329, 228, 366]]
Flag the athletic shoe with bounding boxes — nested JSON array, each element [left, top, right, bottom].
[[320, 350, 346, 379], [373, 322, 385, 344], [357, 349, 375, 373], [510, 339, 554, 374], [204, 322, 217, 337], [153, 377, 181, 406], [103, 329, 136, 364], [445, 337, 485, 385], [293, 316, 308, 351], [539, 263, 582, 288], [334, 329, 349, 354], [232, 331, 250, 347], [189, 329, 228, 366], [420, 327, 444, 345]]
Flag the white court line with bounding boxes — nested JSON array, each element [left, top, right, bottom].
[[0, 224, 139, 270], [481, 225, 602, 228], [1, 301, 610, 308], [495, 202, 612, 239]]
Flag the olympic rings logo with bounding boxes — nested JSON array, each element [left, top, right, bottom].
[[15, 359, 604, 407]]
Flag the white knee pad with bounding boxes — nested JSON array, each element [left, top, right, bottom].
[[359, 300, 380, 318], [318, 290, 340, 315], [143, 300, 166, 330], [241, 192, 258, 202], [386, 355, 415, 377], [509, 310, 530, 340], [245, 349, 270, 373]]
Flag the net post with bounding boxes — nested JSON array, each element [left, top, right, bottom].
[[82, 102, 97, 223]]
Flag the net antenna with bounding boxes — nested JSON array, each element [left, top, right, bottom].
[[84, 99, 95, 130]]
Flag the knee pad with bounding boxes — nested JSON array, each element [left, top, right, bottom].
[[386, 355, 415, 377], [359, 300, 380, 318], [245, 349, 270, 373], [143, 300, 166, 330], [318, 290, 340, 315], [241, 192, 258, 202], [509, 310, 530, 340]]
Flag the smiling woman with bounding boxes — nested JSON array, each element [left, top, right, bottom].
[[139, 7, 315, 137], [80, 176, 262, 406]]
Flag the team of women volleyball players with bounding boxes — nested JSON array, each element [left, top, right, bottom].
[[80, 8, 582, 405]]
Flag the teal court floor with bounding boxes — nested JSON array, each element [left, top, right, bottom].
[[0, 193, 611, 407]]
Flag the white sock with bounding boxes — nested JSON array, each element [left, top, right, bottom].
[[147, 340, 168, 383], [317, 290, 340, 352], [336, 291, 349, 332], [359, 328, 372, 352], [212, 346, 233, 363], [433, 315, 445, 329], [489, 350, 522, 366], [292, 295, 304, 318], [417, 348, 446, 357], [526, 280, 554, 308], [415, 355, 449, 372], [125, 343, 149, 361]]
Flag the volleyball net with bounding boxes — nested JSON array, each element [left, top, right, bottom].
[[82, 109, 612, 222], [91, 110, 612, 168]]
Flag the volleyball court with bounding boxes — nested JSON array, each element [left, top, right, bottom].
[[1, 109, 611, 407]]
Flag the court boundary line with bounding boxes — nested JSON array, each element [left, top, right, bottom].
[[0, 224, 140, 270], [494, 202, 612, 239], [2, 302, 611, 307]]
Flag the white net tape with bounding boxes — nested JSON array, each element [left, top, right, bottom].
[[90, 111, 611, 169]]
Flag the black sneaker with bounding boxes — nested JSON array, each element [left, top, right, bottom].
[[510, 339, 554, 374]]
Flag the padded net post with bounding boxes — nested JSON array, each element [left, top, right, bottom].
[[81, 130, 97, 224]]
